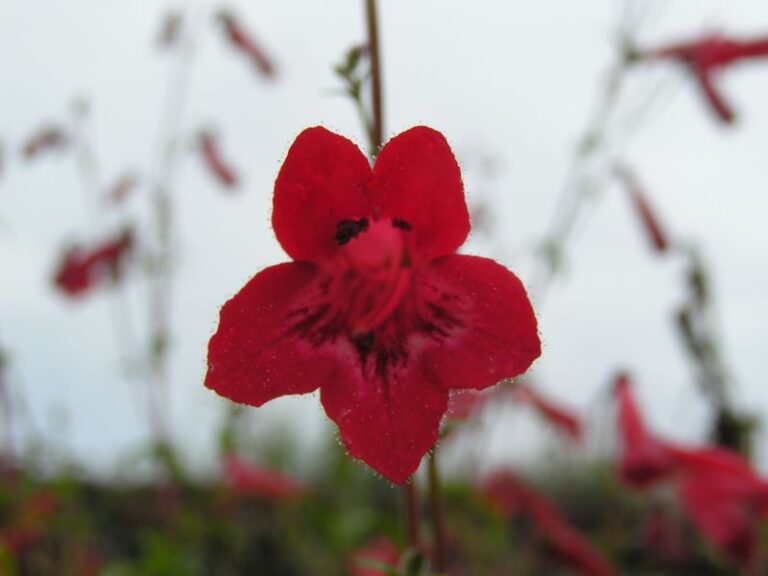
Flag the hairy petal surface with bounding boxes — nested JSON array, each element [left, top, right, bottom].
[[320, 361, 448, 484], [206, 262, 341, 405], [370, 127, 470, 259], [416, 255, 540, 391], [272, 127, 371, 261]]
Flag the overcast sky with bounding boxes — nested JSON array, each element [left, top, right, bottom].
[[1, 0, 768, 477]]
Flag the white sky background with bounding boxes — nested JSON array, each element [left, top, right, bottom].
[[1, 0, 768, 478]]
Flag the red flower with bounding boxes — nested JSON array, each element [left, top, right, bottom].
[[482, 471, 616, 576], [672, 446, 768, 567], [614, 373, 678, 488], [512, 383, 582, 441], [349, 537, 400, 576], [615, 166, 669, 254], [614, 376, 768, 568], [217, 10, 276, 78], [205, 127, 540, 483], [222, 454, 303, 500], [52, 228, 134, 298], [198, 131, 239, 189], [21, 124, 68, 160], [645, 34, 768, 123]]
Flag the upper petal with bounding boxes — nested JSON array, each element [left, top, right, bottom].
[[415, 255, 540, 390], [206, 262, 342, 406], [370, 127, 470, 259], [272, 127, 372, 262]]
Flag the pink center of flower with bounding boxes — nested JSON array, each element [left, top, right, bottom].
[[336, 218, 412, 336]]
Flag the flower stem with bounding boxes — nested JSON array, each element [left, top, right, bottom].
[[364, 0, 384, 155], [428, 448, 448, 573], [401, 479, 420, 549]]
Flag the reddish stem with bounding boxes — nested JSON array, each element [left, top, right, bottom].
[[401, 480, 421, 549], [428, 449, 448, 572], [365, 0, 384, 154]]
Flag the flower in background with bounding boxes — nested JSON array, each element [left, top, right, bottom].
[[614, 166, 670, 255], [205, 126, 540, 483], [643, 34, 768, 123], [198, 131, 239, 190], [348, 537, 400, 576], [614, 374, 768, 570], [52, 228, 134, 298], [482, 470, 616, 576], [614, 372, 678, 488], [20, 124, 68, 160], [222, 453, 303, 501], [0, 489, 58, 560], [217, 10, 276, 78], [512, 383, 582, 441]]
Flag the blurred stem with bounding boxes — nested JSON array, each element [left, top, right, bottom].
[[428, 448, 447, 573], [364, 0, 384, 155], [147, 4, 198, 452], [0, 346, 14, 462], [530, 61, 627, 304], [401, 480, 420, 549]]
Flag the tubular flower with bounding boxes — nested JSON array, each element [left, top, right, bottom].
[[217, 10, 276, 78], [205, 126, 541, 483], [222, 454, 303, 500], [644, 34, 768, 123], [52, 228, 134, 298], [614, 373, 678, 488], [512, 383, 582, 441], [481, 471, 616, 576], [198, 131, 239, 189], [349, 537, 400, 576]]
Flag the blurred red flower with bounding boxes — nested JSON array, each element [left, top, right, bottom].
[[198, 131, 239, 190], [614, 372, 678, 488], [217, 10, 276, 78], [614, 166, 669, 254], [21, 124, 68, 160], [482, 471, 616, 576], [205, 126, 540, 483], [645, 34, 768, 123], [614, 375, 768, 569], [348, 536, 400, 576], [222, 454, 302, 500], [52, 228, 134, 298], [512, 383, 582, 441], [0, 489, 58, 559]]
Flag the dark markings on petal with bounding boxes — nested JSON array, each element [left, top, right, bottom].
[[392, 218, 412, 231], [353, 331, 375, 355], [426, 302, 465, 331], [334, 218, 369, 246]]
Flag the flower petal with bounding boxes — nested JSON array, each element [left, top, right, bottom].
[[206, 262, 342, 406], [614, 374, 679, 488], [272, 127, 372, 262], [679, 472, 756, 567], [370, 127, 470, 259], [320, 362, 448, 484], [416, 255, 540, 390]]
